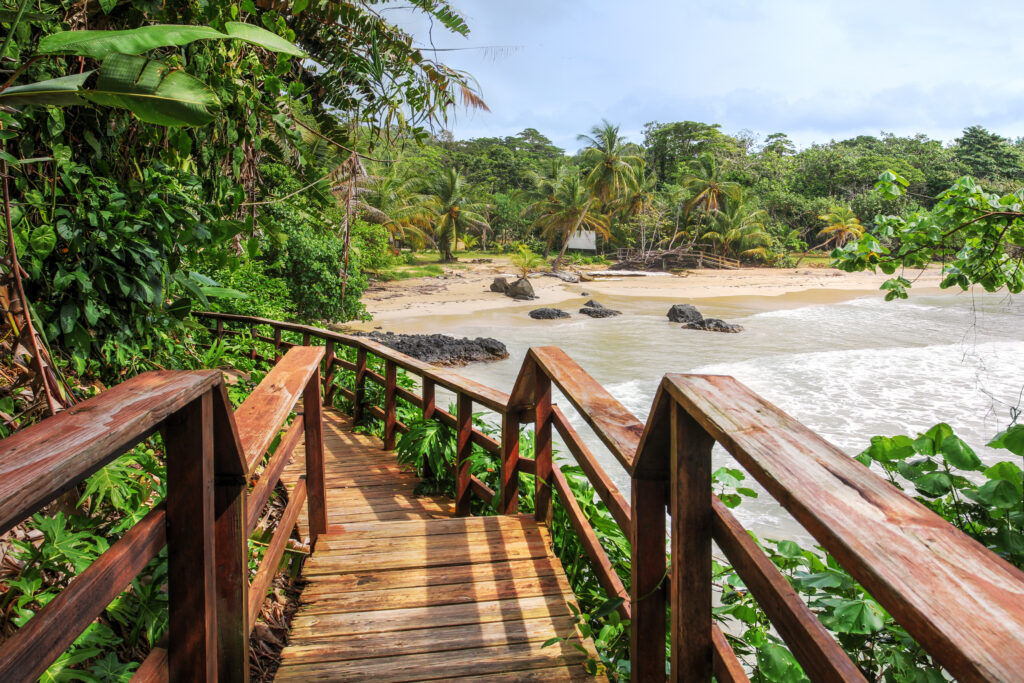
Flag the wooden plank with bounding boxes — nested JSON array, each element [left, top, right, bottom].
[[299, 557, 565, 596], [310, 525, 548, 556], [247, 418, 303, 533], [249, 478, 307, 626], [210, 385, 249, 683], [282, 617, 576, 662], [384, 361, 397, 450], [534, 373, 554, 524], [469, 475, 495, 505], [322, 514, 539, 538], [287, 593, 576, 639], [663, 373, 1024, 682], [630, 476, 666, 681], [132, 646, 168, 683], [274, 639, 589, 682], [511, 347, 642, 470], [451, 667, 595, 682], [455, 393, 473, 517], [396, 385, 422, 408], [234, 346, 324, 471], [0, 507, 166, 681], [712, 625, 751, 683], [164, 392, 217, 681], [303, 538, 552, 574], [323, 340, 335, 402], [551, 464, 630, 621], [0, 370, 219, 535], [500, 412, 520, 513], [302, 370, 327, 543], [712, 497, 863, 681], [326, 509, 452, 525], [552, 405, 631, 533], [670, 401, 714, 682], [298, 574, 568, 614]]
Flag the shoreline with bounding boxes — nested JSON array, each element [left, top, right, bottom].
[[351, 259, 946, 330]]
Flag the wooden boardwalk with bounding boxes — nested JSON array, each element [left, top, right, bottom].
[[276, 409, 599, 681]]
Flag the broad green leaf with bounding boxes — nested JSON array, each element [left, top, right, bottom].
[[38, 25, 227, 59], [756, 642, 805, 683], [292, 0, 310, 14], [29, 224, 57, 257], [989, 425, 1024, 456], [984, 461, 1023, 493], [85, 54, 220, 127], [863, 434, 916, 463], [973, 479, 1021, 509], [0, 72, 92, 107], [914, 423, 953, 456], [913, 472, 952, 497], [829, 599, 886, 634], [199, 285, 248, 299], [59, 301, 78, 334], [938, 434, 982, 471], [225, 22, 305, 57]]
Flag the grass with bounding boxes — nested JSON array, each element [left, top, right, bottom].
[[374, 264, 445, 281]]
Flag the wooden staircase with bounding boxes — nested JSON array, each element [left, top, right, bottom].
[[275, 410, 598, 681]]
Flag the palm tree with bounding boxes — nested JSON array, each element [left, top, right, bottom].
[[817, 206, 864, 248], [412, 167, 491, 262], [352, 169, 426, 246], [706, 198, 772, 261], [524, 174, 610, 270], [577, 120, 644, 204], [681, 153, 742, 214]]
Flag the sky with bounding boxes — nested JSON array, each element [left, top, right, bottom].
[[395, 0, 1024, 153]]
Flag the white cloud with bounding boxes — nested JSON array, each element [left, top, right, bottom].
[[402, 1, 1024, 150]]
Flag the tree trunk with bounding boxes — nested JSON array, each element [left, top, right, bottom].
[[553, 198, 593, 271]]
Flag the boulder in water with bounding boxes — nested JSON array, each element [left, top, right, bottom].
[[529, 308, 570, 320], [681, 318, 743, 333], [579, 306, 621, 318], [505, 277, 536, 299], [667, 303, 703, 324]]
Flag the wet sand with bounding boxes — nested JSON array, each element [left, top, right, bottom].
[[354, 257, 945, 330]]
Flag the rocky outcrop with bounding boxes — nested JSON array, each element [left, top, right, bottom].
[[505, 277, 536, 300], [529, 308, 570, 320], [680, 318, 743, 333], [667, 304, 703, 324], [543, 271, 580, 283], [352, 332, 509, 366], [490, 277, 509, 293], [579, 299, 621, 317], [669, 303, 743, 332]]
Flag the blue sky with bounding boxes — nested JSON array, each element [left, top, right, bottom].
[[397, 1, 1024, 152]]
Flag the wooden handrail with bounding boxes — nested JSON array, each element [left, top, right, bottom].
[[195, 313, 1024, 681], [0, 346, 328, 682]]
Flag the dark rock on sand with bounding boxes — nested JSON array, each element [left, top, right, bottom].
[[529, 308, 570, 320], [490, 277, 509, 293], [505, 277, 536, 300], [353, 332, 509, 366]]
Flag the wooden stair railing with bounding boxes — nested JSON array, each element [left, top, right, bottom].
[[200, 313, 1024, 680], [0, 346, 328, 683]]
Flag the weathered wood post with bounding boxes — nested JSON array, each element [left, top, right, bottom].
[[384, 360, 398, 450], [249, 326, 257, 361], [534, 374, 553, 524], [211, 386, 249, 683], [669, 401, 714, 681], [455, 392, 473, 516], [353, 348, 367, 424], [499, 411, 520, 514], [273, 328, 282, 363], [164, 392, 218, 681], [630, 473, 667, 682], [304, 368, 327, 543], [323, 340, 336, 403]]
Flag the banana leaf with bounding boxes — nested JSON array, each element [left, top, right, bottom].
[[37, 22, 304, 59], [0, 54, 220, 127]]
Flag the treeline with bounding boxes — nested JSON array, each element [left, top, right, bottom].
[[360, 121, 1024, 264]]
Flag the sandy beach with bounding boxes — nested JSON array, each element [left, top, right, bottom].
[[356, 257, 945, 327]]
